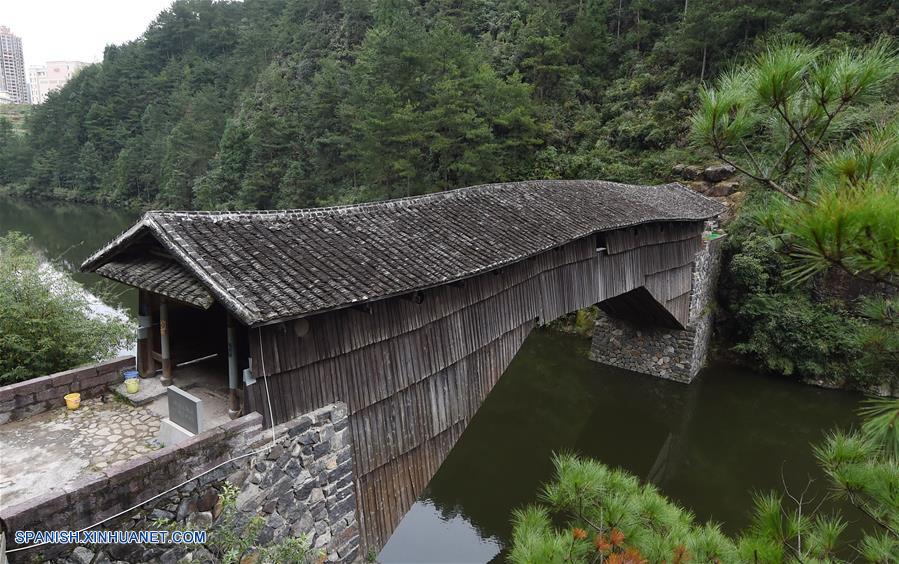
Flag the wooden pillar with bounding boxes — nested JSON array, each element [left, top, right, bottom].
[[137, 290, 155, 378], [227, 315, 240, 418], [159, 297, 173, 386]]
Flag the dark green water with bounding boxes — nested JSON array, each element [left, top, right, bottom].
[[380, 333, 866, 561], [0, 196, 140, 313], [1, 198, 866, 563]]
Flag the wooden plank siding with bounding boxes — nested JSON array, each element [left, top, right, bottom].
[[244, 220, 705, 550]]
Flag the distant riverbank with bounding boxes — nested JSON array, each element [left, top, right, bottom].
[[0, 195, 140, 313], [0, 184, 148, 212]]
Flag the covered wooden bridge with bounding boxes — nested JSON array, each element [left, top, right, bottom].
[[82, 180, 724, 550]]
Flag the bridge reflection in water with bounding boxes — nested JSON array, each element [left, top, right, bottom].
[[380, 330, 863, 563]]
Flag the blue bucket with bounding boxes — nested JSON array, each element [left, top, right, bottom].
[[122, 369, 139, 380]]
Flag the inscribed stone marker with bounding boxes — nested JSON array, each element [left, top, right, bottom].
[[167, 386, 203, 434]]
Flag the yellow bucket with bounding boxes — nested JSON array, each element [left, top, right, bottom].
[[125, 378, 140, 394], [64, 392, 81, 410]]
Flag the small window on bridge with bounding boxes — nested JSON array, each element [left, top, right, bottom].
[[595, 234, 607, 253]]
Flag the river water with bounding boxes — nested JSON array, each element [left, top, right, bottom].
[[0, 197, 865, 563]]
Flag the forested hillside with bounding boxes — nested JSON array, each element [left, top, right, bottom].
[[0, 0, 895, 209]]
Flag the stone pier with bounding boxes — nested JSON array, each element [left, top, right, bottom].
[[590, 231, 724, 383]]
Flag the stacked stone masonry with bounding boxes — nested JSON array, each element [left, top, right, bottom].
[[590, 231, 724, 383], [235, 402, 359, 561], [0, 403, 359, 563], [0, 356, 135, 424]]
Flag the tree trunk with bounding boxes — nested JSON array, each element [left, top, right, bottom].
[[700, 43, 707, 82], [616, 0, 623, 38], [636, 8, 641, 52]]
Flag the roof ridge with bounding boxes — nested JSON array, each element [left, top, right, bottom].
[[145, 180, 657, 220]]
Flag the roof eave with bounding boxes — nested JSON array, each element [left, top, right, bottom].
[[140, 215, 262, 326], [81, 213, 263, 326], [80, 215, 152, 272]]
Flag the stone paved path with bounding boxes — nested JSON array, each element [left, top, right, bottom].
[[0, 397, 162, 507], [66, 397, 162, 469]]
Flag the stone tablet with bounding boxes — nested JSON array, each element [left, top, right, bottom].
[[167, 386, 203, 434]]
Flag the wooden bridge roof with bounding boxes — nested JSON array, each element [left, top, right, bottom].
[[82, 180, 724, 326], [95, 256, 215, 309]]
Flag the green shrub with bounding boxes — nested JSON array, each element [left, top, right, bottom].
[[690, 37, 898, 390], [717, 213, 896, 390], [509, 453, 739, 563], [0, 232, 133, 384], [208, 481, 321, 564], [511, 400, 899, 562], [259, 535, 319, 563]]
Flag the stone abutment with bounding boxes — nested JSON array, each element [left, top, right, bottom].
[[590, 231, 724, 383]]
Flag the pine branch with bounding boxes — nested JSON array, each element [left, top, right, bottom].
[[774, 103, 817, 158], [712, 143, 803, 202], [847, 492, 899, 538], [809, 97, 849, 153]]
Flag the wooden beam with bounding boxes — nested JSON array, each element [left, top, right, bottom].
[[400, 291, 424, 304], [136, 290, 154, 378], [159, 297, 173, 386], [352, 303, 373, 314], [227, 315, 240, 418]]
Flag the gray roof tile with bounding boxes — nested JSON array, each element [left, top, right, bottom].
[[82, 180, 724, 325], [96, 256, 214, 309]]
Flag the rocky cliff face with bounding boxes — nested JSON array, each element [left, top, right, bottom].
[[671, 163, 745, 222]]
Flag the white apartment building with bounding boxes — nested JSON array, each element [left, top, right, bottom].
[[0, 26, 29, 104], [29, 60, 89, 104]]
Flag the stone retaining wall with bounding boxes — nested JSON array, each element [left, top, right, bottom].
[[0, 356, 135, 424], [236, 403, 358, 561], [1, 413, 261, 562], [590, 234, 724, 383], [1, 403, 359, 563]]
